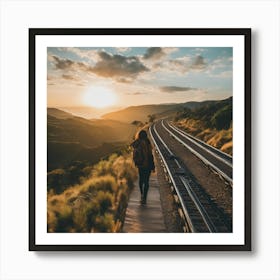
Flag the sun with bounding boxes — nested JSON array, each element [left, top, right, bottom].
[[83, 86, 117, 108]]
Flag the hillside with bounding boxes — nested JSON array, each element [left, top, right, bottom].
[[58, 106, 123, 119], [47, 108, 74, 119], [173, 97, 233, 155], [102, 104, 177, 123], [101, 100, 223, 123], [47, 108, 137, 170]]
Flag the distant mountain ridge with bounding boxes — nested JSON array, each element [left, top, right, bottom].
[[57, 106, 123, 119], [47, 108, 137, 170], [101, 97, 232, 123], [48, 108, 74, 119], [47, 97, 232, 170]]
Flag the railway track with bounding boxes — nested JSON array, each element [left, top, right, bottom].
[[162, 120, 232, 185], [149, 120, 232, 233]]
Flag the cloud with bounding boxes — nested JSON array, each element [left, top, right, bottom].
[[157, 56, 191, 73], [52, 55, 75, 70], [143, 47, 165, 60], [209, 70, 232, 78], [143, 47, 178, 61], [50, 55, 90, 74], [191, 55, 207, 70], [62, 74, 79, 81], [57, 48, 100, 62], [116, 77, 133, 83], [151, 55, 207, 74], [160, 86, 197, 92], [50, 52, 149, 81], [208, 56, 232, 72], [93, 51, 149, 78], [127, 91, 147, 95]]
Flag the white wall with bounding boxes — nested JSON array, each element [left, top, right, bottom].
[[0, 0, 279, 279]]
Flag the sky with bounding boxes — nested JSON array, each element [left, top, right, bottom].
[[47, 47, 233, 109]]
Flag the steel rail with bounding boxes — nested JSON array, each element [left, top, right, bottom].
[[170, 122, 232, 163], [149, 123, 217, 233], [179, 176, 217, 233], [168, 121, 232, 167], [160, 120, 233, 185], [149, 124, 196, 232]]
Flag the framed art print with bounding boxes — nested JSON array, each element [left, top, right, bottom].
[[29, 28, 251, 251]]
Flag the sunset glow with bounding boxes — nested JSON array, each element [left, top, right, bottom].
[[83, 86, 117, 108], [47, 47, 233, 110]]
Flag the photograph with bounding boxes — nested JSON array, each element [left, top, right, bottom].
[[29, 29, 251, 250]]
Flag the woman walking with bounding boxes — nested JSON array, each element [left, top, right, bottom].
[[131, 130, 155, 204]]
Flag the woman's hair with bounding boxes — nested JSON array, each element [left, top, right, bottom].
[[136, 130, 151, 145], [138, 130, 147, 140]]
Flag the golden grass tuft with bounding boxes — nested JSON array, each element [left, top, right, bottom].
[[221, 141, 233, 156], [175, 119, 232, 155], [207, 128, 232, 150], [47, 152, 137, 233]]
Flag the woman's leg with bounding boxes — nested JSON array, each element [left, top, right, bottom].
[[142, 169, 151, 203], [138, 168, 144, 197]]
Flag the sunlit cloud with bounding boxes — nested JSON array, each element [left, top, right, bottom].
[[93, 51, 149, 78], [58, 47, 100, 62], [127, 91, 147, 95], [152, 56, 192, 74], [62, 74, 80, 81], [116, 77, 133, 83]]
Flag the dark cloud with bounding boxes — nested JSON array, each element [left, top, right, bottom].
[[127, 92, 146, 95], [76, 83, 85, 87], [62, 74, 78, 81], [51, 52, 149, 80], [52, 55, 75, 70], [116, 77, 132, 83], [191, 55, 207, 70], [92, 51, 149, 78], [143, 47, 165, 60], [51, 55, 91, 74], [160, 86, 196, 92]]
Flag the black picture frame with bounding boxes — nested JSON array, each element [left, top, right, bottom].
[[29, 28, 251, 251]]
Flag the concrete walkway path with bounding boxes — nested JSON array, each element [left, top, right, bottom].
[[122, 171, 167, 233]]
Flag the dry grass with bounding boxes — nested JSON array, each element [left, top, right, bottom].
[[47, 152, 137, 233], [176, 119, 232, 155]]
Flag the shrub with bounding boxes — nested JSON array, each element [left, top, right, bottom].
[[47, 195, 73, 232], [210, 105, 232, 130], [47, 152, 137, 233], [94, 213, 115, 233], [47, 168, 66, 193], [96, 191, 114, 215]]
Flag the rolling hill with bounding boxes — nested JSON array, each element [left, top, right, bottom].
[[47, 108, 74, 119], [47, 108, 137, 170], [47, 97, 233, 169], [57, 105, 123, 119], [101, 99, 225, 123], [173, 97, 233, 155]]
